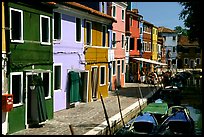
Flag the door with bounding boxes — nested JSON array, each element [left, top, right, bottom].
[[117, 63, 121, 88], [25, 73, 38, 128], [91, 67, 98, 100], [80, 71, 89, 103]]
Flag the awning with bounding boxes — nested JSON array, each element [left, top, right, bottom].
[[133, 58, 167, 66]]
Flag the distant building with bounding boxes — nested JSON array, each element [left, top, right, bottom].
[[158, 26, 178, 70], [177, 35, 202, 69]]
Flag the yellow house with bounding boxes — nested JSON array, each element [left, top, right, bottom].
[[151, 26, 158, 71], [82, 7, 116, 102]]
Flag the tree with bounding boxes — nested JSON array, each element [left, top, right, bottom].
[[174, 26, 188, 36], [179, 2, 201, 46]]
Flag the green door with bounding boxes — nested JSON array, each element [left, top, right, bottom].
[[68, 71, 82, 103]]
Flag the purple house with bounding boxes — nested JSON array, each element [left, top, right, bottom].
[[53, 3, 88, 112]]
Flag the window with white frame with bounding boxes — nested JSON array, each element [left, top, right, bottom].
[[102, 25, 107, 47], [196, 58, 200, 65], [40, 15, 51, 45], [86, 21, 92, 45], [100, 66, 106, 85], [10, 8, 23, 43], [122, 60, 124, 73], [112, 32, 116, 48], [76, 18, 82, 42], [54, 12, 61, 40], [184, 58, 188, 65], [173, 36, 176, 41], [122, 34, 125, 49], [112, 5, 116, 18], [122, 9, 125, 21], [10, 72, 23, 106], [113, 61, 116, 75], [41, 72, 51, 98], [54, 65, 62, 90]]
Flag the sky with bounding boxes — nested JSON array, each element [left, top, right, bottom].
[[133, 2, 186, 30]]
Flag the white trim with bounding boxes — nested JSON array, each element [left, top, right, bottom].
[[121, 59, 125, 74], [90, 65, 98, 102], [121, 33, 125, 49], [9, 8, 24, 43], [53, 12, 62, 42], [100, 66, 106, 86], [40, 15, 51, 45], [10, 72, 23, 107], [53, 63, 63, 91], [85, 21, 92, 46], [75, 17, 82, 43]]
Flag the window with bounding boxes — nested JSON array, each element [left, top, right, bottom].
[[100, 66, 106, 85], [112, 32, 116, 48], [196, 58, 200, 65], [173, 46, 176, 52], [163, 36, 166, 40], [76, 18, 81, 42], [130, 38, 134, 50], [122, 34, 125, 49], [40, 15, 50, 45], [54, 65, 62, 90], [126, 37, 129, 51], [173, 36, 176, 40], [10, 72, 23, 106], [112, 5, 116, 18], [184, 58, 188, 65], [54, 12, 61, 40], [122, 9, 125, 21], [137, 39, 142, 51], [113, 61, 116, 75], [86, 21, 92, 45], [10, 8, 23, 43], [140, 27, 142, 34], [122, 60, 124, 73], [130, 16, 133, 26], [42, 72, 51, 98], [102, 25, 107, 47]]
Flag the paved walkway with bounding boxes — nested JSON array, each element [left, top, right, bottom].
[[11, 83, 158, 135]]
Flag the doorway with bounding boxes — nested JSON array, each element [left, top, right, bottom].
[[91, 67, 98, 100]]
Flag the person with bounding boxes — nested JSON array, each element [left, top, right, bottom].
[[140, 69, 145, 83]]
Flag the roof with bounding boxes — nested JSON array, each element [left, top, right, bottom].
[[158, 26, 176, 33], [126, 9, 143, 19], [143, 20, 153, 26], [178, 35, 199, 46], [61, 2, 117, 23]]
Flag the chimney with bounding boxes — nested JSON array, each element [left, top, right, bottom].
[[132, 9, 138, 14]]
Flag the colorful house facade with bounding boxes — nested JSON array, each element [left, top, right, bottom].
[[142, 20, 153, 73], [158, 26, 178, 70], [126, 9, 143, 82], [52, 2, 87, 112], [109, 2, 127, 90], [5, 2, 55, 134]]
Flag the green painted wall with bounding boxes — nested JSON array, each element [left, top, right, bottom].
[[7, 2, 54, 134]]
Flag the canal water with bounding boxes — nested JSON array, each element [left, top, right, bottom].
[[114, 74, 202, 135]]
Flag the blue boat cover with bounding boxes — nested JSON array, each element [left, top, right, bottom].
[[134, 113, 158, 126]]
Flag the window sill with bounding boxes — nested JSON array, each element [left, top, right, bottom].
[[41, 42, 51, 45], [13, 103, 23, 108], [11, 40, 24, 43]]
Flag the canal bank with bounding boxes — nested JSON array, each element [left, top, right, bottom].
[[10, 83, 157, 135]]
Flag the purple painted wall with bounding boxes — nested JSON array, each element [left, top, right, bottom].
[[53, 14, 85, 112]]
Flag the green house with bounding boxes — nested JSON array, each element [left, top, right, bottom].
[[4, 2, 55, 134]]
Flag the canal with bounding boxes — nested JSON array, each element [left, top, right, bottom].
[[114, 73, 202, 135]]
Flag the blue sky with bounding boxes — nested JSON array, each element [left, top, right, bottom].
[[132, 2, 186, 30]]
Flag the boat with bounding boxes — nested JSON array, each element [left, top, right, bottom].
[[159, 86, 182, 107], [142, 99, 168, 124], [157, 106, 195, 135], [115, 112, 158, 135]]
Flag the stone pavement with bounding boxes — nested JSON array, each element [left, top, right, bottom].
[[11, 83, 158, 135]]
